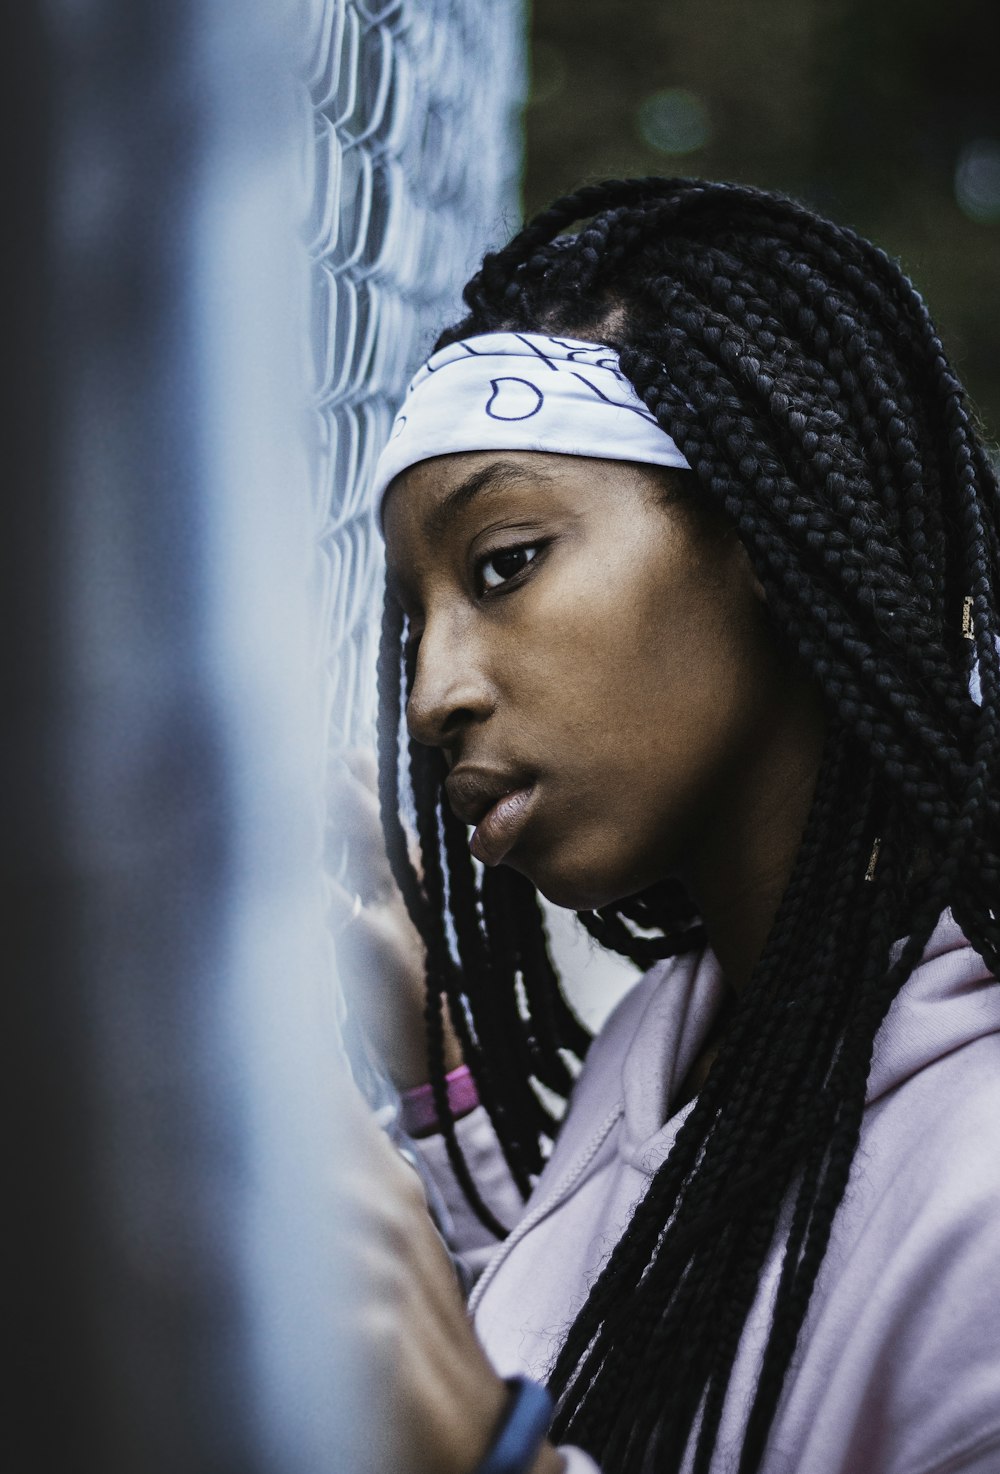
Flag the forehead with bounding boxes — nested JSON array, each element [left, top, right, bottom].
[[381, 448, 660, 551], [382, 450, 554, 541]]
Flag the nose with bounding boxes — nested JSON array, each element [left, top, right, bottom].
[[405, 610, 495, 750]]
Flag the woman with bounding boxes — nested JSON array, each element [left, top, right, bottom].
[[332, 178, 1000, 1474]]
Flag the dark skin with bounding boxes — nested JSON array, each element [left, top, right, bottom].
[[330, 447, 827, 1473], [384, 449, 827, 994]]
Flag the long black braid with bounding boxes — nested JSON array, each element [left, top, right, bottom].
[[376, 178, 1000, 1472]]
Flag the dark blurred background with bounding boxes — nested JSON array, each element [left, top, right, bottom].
[[525, 0, 1000, 441]]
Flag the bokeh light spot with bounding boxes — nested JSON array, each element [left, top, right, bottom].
[[636, 88, 711, 156], [955, 139, 1000, 224]]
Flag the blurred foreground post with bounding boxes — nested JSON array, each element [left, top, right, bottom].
[[4, 4, 351, 1470]]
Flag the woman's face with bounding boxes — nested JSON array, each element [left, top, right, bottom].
[[383, 450, 808, 912]]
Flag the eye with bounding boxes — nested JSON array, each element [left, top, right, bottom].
[[478, 543, 541, 592]]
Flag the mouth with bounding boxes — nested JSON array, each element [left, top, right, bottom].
[[445, 766, 537, 867]]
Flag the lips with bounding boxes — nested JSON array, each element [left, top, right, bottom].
[[444, 765, 536, 866]]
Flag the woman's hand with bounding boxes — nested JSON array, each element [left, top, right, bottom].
[[329, 750, 462, 1089], [333, 1075, 564, 1474]]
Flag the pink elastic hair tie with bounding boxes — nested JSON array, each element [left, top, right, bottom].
[[400, 1064, 480, 1137]]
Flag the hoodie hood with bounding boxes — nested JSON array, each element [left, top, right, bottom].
[[866, 907, 997, 1104], [618, 907, 998, 1174]]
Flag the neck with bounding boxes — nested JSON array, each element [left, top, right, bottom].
[[684, 682, 827, 996]]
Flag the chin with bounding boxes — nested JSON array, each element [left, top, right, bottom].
[[505, 851, 649, 914]]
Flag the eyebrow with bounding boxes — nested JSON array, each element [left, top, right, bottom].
[[424, 459, 556, 540]]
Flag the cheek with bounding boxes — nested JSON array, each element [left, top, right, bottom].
[[493, 543, 773, 908], [524, 541, 676, 682], [570, 563, 762, 801], [502, 524, 767, 775], [500, 562, 659, 758], [529, 548, 730, 741]]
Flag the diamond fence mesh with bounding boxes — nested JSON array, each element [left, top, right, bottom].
[[300, 0, 526, 1090], [302, 0, 524, 776]]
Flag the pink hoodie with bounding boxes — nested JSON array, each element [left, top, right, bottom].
[[414, 910, 1000, 1473]]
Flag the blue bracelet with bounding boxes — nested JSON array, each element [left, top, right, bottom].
[[473, 1376, 554, 1474]]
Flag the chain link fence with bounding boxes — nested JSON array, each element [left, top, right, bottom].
[[301, 0, 524, 779], [300, 0, 530, 1103]]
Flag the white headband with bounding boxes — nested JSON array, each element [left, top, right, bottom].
[[370, 330, 691, 514]]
